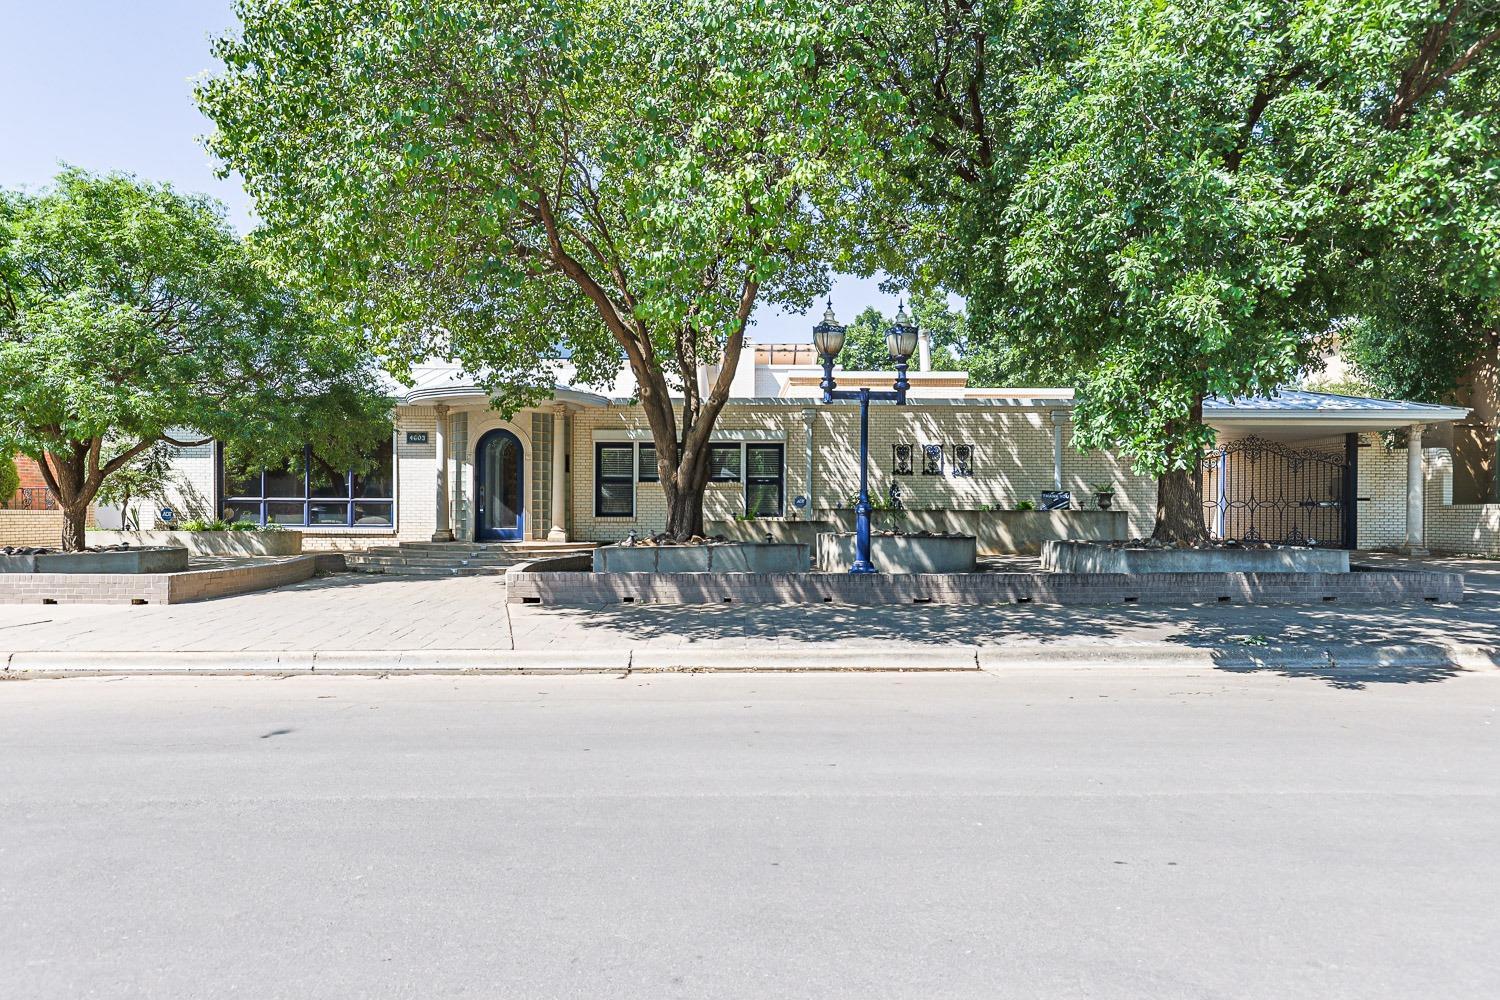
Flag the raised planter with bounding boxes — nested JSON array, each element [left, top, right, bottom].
[[90, 529, 303, 557], [0, 546, 190, 575], [594, 542, 809, 574], [816, 532, 978, 574], [707, 519, 830, 548], [825, 509, 1127, 555], [1041, 540, 1350, 574]]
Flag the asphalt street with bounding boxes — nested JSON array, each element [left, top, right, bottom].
[[2, 670, 1497, 1000]]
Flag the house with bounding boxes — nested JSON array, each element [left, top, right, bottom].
[[135, 330, 1484, 558], [1, 455, 68, 548]]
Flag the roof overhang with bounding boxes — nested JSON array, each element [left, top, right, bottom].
[[403, 383, 609, 408]]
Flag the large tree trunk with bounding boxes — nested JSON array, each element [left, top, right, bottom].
[[1151, 395, 1209, 546], [664, 481, 708, 539], [60, 504, 88, 552], [1151, 465, 1206, 545]]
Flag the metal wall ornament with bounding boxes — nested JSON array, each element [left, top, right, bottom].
[[922, 444, 944, 475], [892, 443, 913, 476], [1201, 435, 1355, 549], [953, 444, 975, 477]]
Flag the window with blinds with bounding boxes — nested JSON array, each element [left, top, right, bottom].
[[745, 444, 784, 517], [708, 443, 742, 482], [594, 443, 635, 517]]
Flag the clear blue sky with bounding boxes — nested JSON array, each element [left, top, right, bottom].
[[1, 2, 910, 342]]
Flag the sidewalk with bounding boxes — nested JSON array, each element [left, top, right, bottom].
[[1, 554, 1497, 681]]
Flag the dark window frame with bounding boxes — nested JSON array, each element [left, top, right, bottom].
[[707, 443, 743, 483], [220, 439, 395, 528], [744, 443, 785, 517], [638, 443, 658, 483], [594, 442, 636, 518]]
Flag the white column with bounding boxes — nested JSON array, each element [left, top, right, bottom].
[[802, 408, 817, 516], [1049, 411, 1065, 491], [548, 404, 568, 542], [917, 330, 932, 373], [431, 404, 454, 542], [1402, 423, 1426, 555]]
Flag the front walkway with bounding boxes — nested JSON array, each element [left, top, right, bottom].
[[1, 554, 1497, 680]]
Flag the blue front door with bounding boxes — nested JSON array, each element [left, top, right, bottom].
[[475, 429, 524, 541]]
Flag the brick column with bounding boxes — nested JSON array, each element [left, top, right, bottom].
[[1401, 423, 1427, 556], [548, 404, 568, 541], [431, 404, 454, 542], [1049, 411, 1065, 491]]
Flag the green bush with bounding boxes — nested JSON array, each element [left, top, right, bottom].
[[0, 455, 19, 505]]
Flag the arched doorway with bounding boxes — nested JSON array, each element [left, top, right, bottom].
[[474, 429, 524, 541]]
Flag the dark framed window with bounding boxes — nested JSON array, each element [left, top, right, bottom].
[[221, 438, 395, 527], [638, 443, 658, 482], [953, 444, 975, 477], [745, 444, 784, 517], [892, 443, 913, 476], [922, 444, 944, 476], [708, 443, 742, 482], [595, 443, 635, 517]]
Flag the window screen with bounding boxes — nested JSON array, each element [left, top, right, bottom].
[[745, 444, 784, 517], [708, 443, 742, 482], [595, 443, 635, 517]]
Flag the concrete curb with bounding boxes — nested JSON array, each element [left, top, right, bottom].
[[3, 643, 1497, 676]]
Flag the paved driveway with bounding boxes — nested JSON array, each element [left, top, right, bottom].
[[2, 670, 1497, 999]]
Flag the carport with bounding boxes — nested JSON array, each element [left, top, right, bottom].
[[1203, 391, 1469, 551]]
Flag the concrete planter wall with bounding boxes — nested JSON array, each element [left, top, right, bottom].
[[823, 509, 1127, 555], [594, 542, 809, 574], [816, 533, 978, 574], [708, 519, 827, 548], [0, 547, 190, 575], [1041, 540, 1351, 574], [90, 529, 303, 557]]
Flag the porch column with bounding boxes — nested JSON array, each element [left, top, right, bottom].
[[1402, 423, 1427, 555], [802, 408, 817, 515], [547, 404, 568, 541], [431, 404, 454, 542], [1049, 411, 1065, 491]]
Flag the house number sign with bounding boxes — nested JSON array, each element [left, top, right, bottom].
[[406, 431, 430, 445]]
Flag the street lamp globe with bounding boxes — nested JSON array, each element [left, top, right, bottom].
[[885, 301, 919, 361], [812, 300, 846, 360]]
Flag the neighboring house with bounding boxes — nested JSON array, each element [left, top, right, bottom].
[[144, 332, 1484, 555], [0, 455, 69, 548]]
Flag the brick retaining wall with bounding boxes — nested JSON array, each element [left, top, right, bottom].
[[508, 569, 1462, 607], [0, 555, 318, 605]]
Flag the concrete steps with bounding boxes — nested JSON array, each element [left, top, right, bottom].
[[344, 542, 596, 577]]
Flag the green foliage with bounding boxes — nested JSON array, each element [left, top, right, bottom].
[[179, 518, 233, 532], [0, 453, 18, 503], [200, 0, 882, 536], [0, 169, 389, 546], [836, 290, 979, 374], [1014, 499, 1036, 511], [854, 0, 1500, 530]]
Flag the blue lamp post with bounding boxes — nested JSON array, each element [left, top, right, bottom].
[[814, 301, 919, 574]]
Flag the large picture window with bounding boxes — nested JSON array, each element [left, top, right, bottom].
[[595, 443, 635, 517], [222, 438, 395, 527]]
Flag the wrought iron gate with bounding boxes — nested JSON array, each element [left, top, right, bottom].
[[1201, 436, 1355, 549]]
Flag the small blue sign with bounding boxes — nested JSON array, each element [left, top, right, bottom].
[[159, 506, 177, 524], [792, 495, 808, 509]]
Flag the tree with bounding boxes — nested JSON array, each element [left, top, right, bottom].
[[836, 291, 969, 372], [0, 169, 389, 550], [0, 454, 18, 507], [200, 0, 877, 539], [855, 0, 1500, 542]]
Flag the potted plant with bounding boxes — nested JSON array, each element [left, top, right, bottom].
[[1092, 482, 1117, 510]]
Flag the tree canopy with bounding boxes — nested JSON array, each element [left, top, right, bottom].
[[0, 169, 388, 549], [835, 291, 970, 373], [854, 0, 1500, 540], [200, 0, 879, 538]]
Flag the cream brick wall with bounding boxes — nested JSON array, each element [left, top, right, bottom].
[[567, 402, 1159, 542], [394, 407, 438, 542], [138, 439, 217, 528], [1425, 448, 1500, 556], [0, 510, 66, 547], [1356, 433, 1411, 550]]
